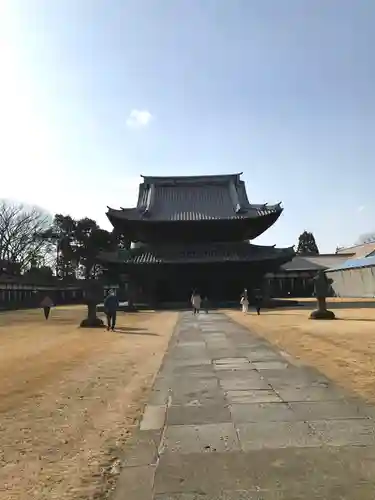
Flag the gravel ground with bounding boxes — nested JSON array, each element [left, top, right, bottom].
[[0, 306, 177, 500]]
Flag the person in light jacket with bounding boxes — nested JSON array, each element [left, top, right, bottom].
[[191, 291, 201, 315], [240, 289, 249, 313]]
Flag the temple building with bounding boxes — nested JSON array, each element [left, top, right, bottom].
[[100, 173, 295, 305], [266, 242, 375, 297], [265, 254, 350, 297]]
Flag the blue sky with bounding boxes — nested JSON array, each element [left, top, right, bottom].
[[1, 1, 374, 252]]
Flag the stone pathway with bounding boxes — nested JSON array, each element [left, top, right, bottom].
[[114, 312, 375, 499]]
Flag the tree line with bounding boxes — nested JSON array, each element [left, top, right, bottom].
[[0, 200, 119, 282]]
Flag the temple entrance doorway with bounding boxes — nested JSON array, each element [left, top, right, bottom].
[[150, 263, 264, 305]]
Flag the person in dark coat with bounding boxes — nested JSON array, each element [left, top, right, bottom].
[[40, 296, 53, 320], [202, 296, 209, 314], [254, 293, 262, 315], [104, 290, 119, 331]]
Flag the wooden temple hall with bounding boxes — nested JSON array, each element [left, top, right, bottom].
[[100, 174, 295, 305]]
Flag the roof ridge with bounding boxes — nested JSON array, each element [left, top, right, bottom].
[[337, 241, 375, 251], [141, 173, 242, 185]]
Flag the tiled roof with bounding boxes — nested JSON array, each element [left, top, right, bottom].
[[98, 243, 295, 265], [0, 273, 57, 286], [281, 254, 349, 272], [107, 173, 282, 222], [336, 242, 375, 259], [327, 255, 375, 272]]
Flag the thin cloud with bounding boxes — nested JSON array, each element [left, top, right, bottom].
[[357, 205, 365, 213], [126, 109, 153, 129]]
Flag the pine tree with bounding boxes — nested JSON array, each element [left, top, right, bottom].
[[296, 231, 319, 255]]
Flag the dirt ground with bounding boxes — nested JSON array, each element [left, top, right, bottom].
[[226, 299, 375, 403], [0, 306, 178, 500]]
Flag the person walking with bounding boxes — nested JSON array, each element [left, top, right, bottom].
[[240, 292, 249, 313], [202, 295, 209, 314], [104, 290, 119, 331], [254, 292, 262, 315], [40, 295, 54, 320], [191, 290, 201, 315]]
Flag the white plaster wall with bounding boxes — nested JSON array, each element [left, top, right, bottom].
[[327, 266, 375, 297]]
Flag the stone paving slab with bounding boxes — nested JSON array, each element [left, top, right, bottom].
[[112, 465, 155, 500], [214, 357, 250, 365], [177, 341, 207, 348], [219, 377, 270, 391], [170, 392, 226, 407], [172, 348, 209, 360], [148, 388, 171, 405], [140, 405, 167, 431], [154, 448, 375, 494], [114, 311, 375, 499], [214, 361, 255, 371], [119, 428, 162, 467], [310, 418, 375, 446], [167, 403, 232, 426], [163, 423, 240, 453], [206, 349, 243, 359], [163, 357, 212, 369], [225, 389, 282, 404], [229, 403, 295, 423], [276, 386, 346, 403], [252, 361, 290, 370], [215, 369, 267, 381], [262, 372, 333, 391], [244, 349, 283, 362], [154, 483, 375, 499], [170, 376, 220, 392], [260, 367, 330, 384], [236, 421, 322, 451], [289, 400, 369, 421], [202, 332, 227, 339], [170, 365, 217, 378], [169, 379, 225, 406]]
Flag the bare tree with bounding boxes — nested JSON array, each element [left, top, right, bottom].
[[0, 200, 53, 273], [357, 232, 375, 244]]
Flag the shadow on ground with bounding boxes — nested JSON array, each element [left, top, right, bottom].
[[115, 327, 159, 336], [337, 317, 375, 322], [269, 300, 375, 312], [259, 312, 375, 322]]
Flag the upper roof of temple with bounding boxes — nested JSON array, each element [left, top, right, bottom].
[[107, 173, 282, 223]]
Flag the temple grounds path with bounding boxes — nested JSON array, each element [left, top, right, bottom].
[[226, 299, 375, 404], [0, 307, 177, 500], [113, 311, 375, 499]]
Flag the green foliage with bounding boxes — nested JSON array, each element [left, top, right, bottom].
[[296, 231, 319, 255], [44, 215, 116, 279]]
